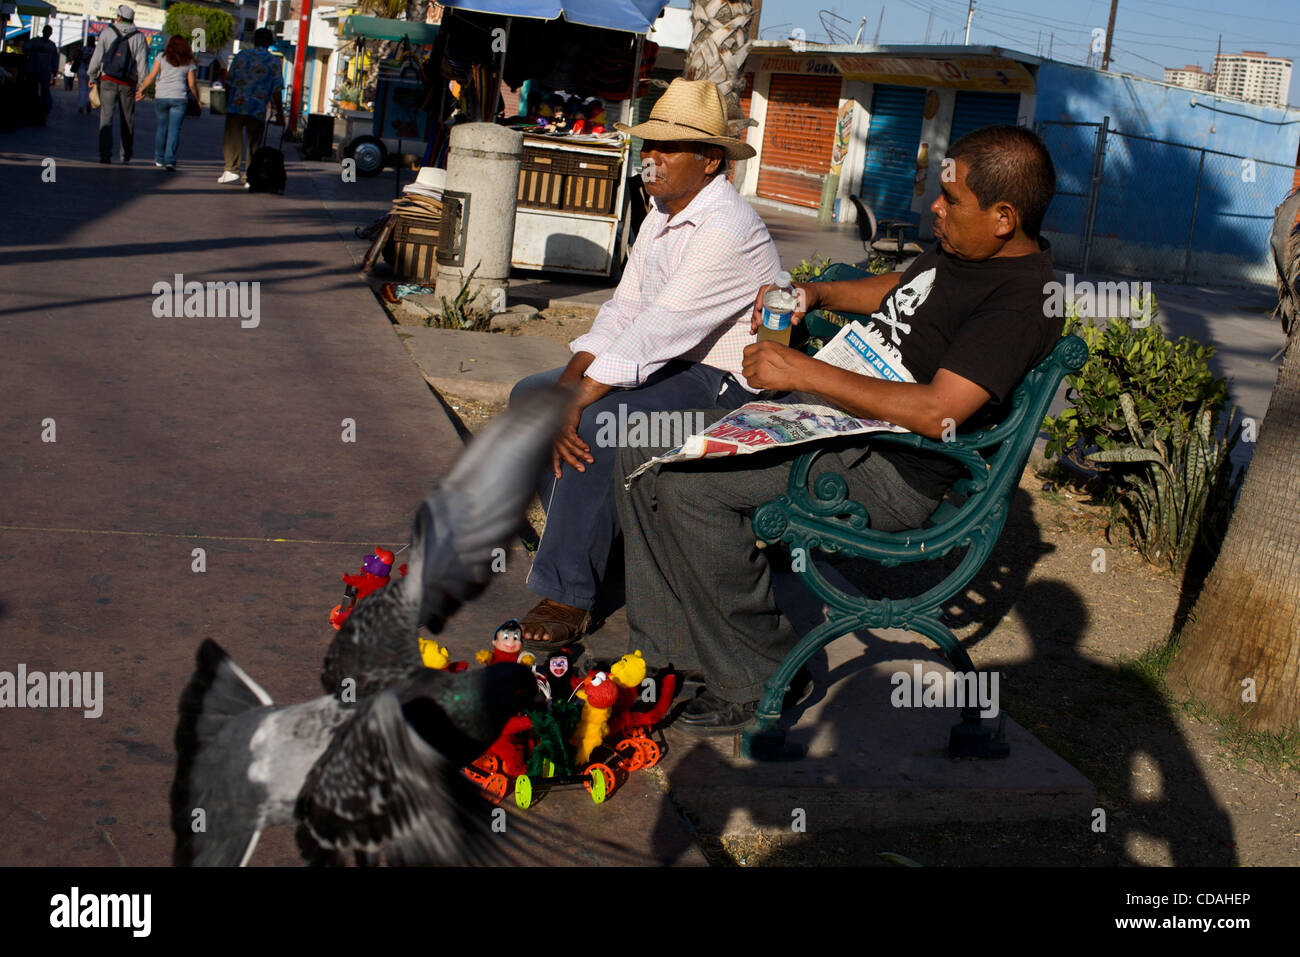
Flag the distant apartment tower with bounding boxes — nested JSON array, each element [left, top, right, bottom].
[[1212, 51, 1292, 107], [1164, 64, 1214, 92]]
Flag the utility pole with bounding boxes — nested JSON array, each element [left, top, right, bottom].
[[1049, 32, 1053, 59], [1213, 33, 1221, 92], [872, 8, 884, 45], [964, 0, 976, 45], [1101, 0, 1117, 71], [924, 8, 933, 44]]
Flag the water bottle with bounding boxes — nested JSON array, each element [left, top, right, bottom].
[[757, 271, 798, 346]]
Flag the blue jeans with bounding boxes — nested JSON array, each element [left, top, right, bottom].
[[510, 361, 749, 613], [154, 97, 187, 166]]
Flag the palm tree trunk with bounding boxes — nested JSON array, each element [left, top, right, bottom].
[[684, 1, 755, 135], [1167, 206, 1300, 731]]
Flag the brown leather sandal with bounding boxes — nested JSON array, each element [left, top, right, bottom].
[[518, 599, 592, 647]]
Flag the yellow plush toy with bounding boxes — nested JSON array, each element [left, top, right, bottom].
[[419, 637, 450, 670], [570, 671, 619, 765]]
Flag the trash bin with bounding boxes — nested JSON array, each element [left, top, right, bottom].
[[209, 85, 226, 115], [303, 112, 335, 160]]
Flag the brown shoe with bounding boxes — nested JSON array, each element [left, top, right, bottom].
[[518, 599, 592, 647]]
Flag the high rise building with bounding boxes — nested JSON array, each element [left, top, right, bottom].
[[1164, 64, 1214, 92], [1212, 51, 1292, 108]]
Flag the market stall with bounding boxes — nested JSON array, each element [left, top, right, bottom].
[[434, 0, 667, 276]]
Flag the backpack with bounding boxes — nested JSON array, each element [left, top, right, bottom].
[[102, 26, 138, 84]]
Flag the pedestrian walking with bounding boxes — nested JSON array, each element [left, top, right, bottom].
[[76, 38, 95, 113], [88, 5, 150, 163], [135, 34, 198, 171], [22, 25, 58, 124], [218, 27, 284, 185]]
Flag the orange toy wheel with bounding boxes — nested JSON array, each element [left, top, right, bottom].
[[616, 738, 645, 772], [484, 773, 509, 804], [637, 737, 661, 768]]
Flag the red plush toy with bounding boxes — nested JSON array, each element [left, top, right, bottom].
[[329, 547, 407, 629], [482, 714, 535, 778]]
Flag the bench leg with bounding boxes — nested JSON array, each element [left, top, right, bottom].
[[911, 615, 1010, 759], [741, 617, 846, 761]]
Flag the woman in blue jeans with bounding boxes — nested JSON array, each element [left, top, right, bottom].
[[135, 35, 198, 171]]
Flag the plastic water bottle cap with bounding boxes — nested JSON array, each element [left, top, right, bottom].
[[775, 270, 791, 288]]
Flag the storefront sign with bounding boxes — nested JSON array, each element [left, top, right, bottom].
[[831, 55, 1034, 92], [761, 56, 841, 76]]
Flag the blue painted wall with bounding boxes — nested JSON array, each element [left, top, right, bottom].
[[1032, 60, 1300, 279]]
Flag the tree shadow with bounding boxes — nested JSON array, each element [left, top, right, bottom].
[[650, 488, 1238, 865]]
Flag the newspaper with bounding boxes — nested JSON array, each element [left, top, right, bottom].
[[624, 319, 915, 486]]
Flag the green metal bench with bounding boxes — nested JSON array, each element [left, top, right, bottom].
[[744, 263, 1089, 760]]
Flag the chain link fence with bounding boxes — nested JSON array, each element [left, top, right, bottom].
[[1037, 117, 1297, 285]]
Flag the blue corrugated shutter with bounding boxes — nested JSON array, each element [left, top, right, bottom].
[[860, 84, 926, 224], [949, 91, 1022, 145]]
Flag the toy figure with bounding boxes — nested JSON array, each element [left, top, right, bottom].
[[535, 645, 579, 704], [570, 670, 619, 765], [607, 650, 677, 738], [477, 619, 535, 667], [418, 637, 468, 672], [328, 547, 407, 629]]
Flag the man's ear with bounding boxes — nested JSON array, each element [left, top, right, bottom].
[[705, 147, 725, 176], [993, 201, 1019, 239]]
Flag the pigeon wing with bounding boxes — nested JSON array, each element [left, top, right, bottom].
[[320, 390, 569, 698], [293, 689, 511, 866]]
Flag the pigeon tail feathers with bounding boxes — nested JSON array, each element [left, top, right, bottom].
[[171, 639, 273, 866]]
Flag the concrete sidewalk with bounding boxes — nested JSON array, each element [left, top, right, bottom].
[[3, 88, 1281, 865]]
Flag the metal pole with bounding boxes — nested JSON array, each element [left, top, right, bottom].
[[1183, 148, 1206, 283], [1101, 0, 1117, 71], [1081, 115, 1109, 273], [288, 0, 314, 131], [963, 0, 976, 44]]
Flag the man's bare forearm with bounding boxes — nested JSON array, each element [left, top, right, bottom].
[[801, 272, 903, 317], [796, 359, 947, 438], [560, 351, 616, 407]]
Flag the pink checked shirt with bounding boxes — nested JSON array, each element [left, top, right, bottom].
[[570, 174, 780, 393]]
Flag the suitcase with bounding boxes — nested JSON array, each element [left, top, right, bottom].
[[247, 112, 286, 194]]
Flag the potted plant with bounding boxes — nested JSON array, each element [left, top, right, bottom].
[[336, 84, 361, 111]]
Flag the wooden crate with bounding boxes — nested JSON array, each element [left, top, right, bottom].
[[388, 216, 441, 283], [518, 144, 621, 216]]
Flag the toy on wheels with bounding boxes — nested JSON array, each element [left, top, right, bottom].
[[508, 652, 677, 809]]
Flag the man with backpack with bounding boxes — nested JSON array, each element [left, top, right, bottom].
[[219, 28, 284, 186], [88, 5, 150, 164]]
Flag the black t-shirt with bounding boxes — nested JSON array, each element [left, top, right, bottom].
[[849, 238, 1062, 500]]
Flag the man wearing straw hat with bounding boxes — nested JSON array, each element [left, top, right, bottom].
[[508, 77, 779, 648]]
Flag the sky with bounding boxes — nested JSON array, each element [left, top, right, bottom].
[[666, 0, 1300, 109]]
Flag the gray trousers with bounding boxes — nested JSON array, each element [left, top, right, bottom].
[[98, 79, 135, 161], [615, 423, 941, 703]]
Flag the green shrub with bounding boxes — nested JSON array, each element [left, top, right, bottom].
[[1087, 393, 1242, 571], [433, 263, 493, 331], [787, 254, 831, 283], [1041, 299, 1229, 465]]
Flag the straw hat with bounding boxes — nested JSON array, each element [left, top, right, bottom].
[[615, 78, 755, 161]]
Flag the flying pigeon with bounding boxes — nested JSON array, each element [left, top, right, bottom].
[[171, 392, 569, 866]]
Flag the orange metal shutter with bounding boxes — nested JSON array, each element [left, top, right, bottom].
[[756, 74, 841, 208]]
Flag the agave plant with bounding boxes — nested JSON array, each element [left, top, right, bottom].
[[1086, 393, 1242, 570]]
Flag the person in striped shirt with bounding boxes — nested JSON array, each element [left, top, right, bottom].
[[509, 78, 779, 647]]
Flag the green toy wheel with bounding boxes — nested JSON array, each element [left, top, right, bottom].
[[515, 774, 533, 810], [586, 765, 609, 804]]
